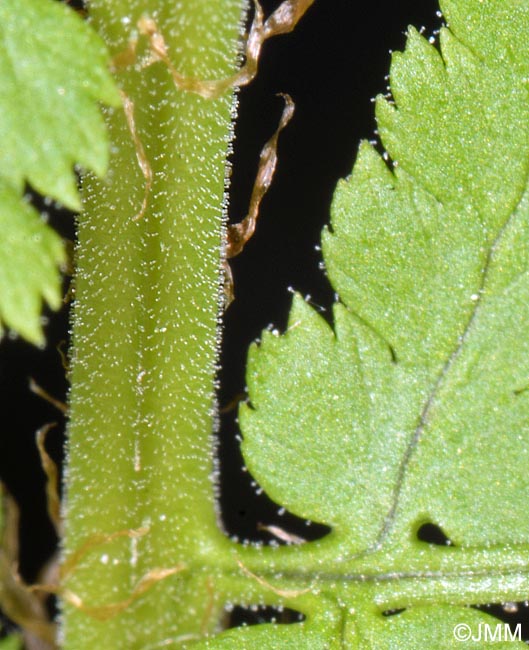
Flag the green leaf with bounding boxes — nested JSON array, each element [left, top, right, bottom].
[[241, 294, 403, 547], [0, 636, 22, 650], [0, 0, 120, 210], [195, 620, 334, 650], [225, 0, 529, 646], [0, 0, 119, 343], [362, 606, 523, 649], [0, 179, 65, 345], [243, 0, 529, 549]]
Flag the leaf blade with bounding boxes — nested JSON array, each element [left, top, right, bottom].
[[0, 180, 65, 345], [0, 0, 119, 342], [236, 0, 529, 643], [0, 0, 120, 210]]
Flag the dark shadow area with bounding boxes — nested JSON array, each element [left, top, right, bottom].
[[416, 522, 453, 547], [227, 605, 305, 628], [474, 603, 529, 643], [382, 608, 406, 617]]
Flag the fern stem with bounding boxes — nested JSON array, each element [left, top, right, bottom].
[[62, 1, 246, 646]]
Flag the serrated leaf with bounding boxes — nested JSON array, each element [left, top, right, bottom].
[[0, 179, 65, 345], [241, 295, 406, 547], [243, 0, 529, 550], [0, 0, 120, 210], [0, 0, 119, 343], [229, 0, 529, 646]]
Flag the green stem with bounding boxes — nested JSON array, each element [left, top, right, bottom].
[[63, 1, 246, 647]]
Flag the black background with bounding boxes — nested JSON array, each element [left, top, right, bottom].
[[219, 0, 442, 544], [3, 0, 527, 637]]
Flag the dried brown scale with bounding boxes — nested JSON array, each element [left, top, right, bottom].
[[36, 424, 62, 536], [136, 0, 314, 100], [227, 94, 295, 259], [112, 0, 309, 227], [0, 493, 56, 648], [119, 89, 153, 222]]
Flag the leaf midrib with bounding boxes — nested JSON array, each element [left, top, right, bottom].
[[193, 540, 529, 613], [363, 163, 529, 556]]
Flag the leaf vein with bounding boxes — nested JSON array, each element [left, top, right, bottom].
[[357, 156, 529, 559]]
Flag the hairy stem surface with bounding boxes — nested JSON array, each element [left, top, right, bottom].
[[63, 1, 245, 646]]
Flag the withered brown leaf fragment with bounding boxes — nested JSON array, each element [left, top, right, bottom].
[[137, 0, 315, 99], [227, 94, 295, 259]]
